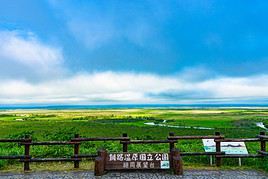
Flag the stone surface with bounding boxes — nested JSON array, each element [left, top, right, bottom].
[[0, 170, 267, 179]]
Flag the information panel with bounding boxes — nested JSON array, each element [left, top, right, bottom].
[[202, 139, 248, 154]]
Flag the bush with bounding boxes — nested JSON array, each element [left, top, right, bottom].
[[42, 127, 78, 141], [8, 130, 36, 140]]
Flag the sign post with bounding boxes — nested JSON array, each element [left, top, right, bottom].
[[94, 148, 183, 176]]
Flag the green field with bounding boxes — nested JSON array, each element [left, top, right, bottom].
[[0, 108, 267, 172]]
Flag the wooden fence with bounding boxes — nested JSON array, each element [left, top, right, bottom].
[[0, 132, 267, 171]]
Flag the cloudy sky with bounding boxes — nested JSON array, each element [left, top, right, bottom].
[[0, 0, 268, 105]]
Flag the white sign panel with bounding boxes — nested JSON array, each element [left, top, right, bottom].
[[160, 161, 170, 169], [202, 139, 248, 155]]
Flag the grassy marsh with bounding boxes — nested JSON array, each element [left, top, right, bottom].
[[0, 108, 267, 172]]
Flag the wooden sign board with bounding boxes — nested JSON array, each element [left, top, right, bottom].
[[106, 153, 170, 170], [94, 149, 183, 176]]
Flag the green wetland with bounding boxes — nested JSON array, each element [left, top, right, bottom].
[[0, 108, 267, 172]]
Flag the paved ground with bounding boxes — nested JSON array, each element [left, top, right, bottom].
[[0, 170, 267, 179]]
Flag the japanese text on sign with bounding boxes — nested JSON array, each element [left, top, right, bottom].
[[107, 153, 170, 169]]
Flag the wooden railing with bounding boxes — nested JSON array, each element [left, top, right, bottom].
[[0, 132, 267, 171], [214, 131, 267, 166]]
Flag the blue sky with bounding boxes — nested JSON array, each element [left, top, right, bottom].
[[0, 0, 268, 104]]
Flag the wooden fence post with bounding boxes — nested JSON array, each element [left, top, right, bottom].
[[169, 132, 175, 152], [122, 133, 128, 152], [94, 149, 107, 176], [171, 148, 183, 175], [260, 131, 266, 153], [74, 134, 80, 168], [215, 132, 221, 167], [23, 136, 32, 171]]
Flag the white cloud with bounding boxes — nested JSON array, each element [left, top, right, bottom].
[[0, 71, 268, 104], [0, 30, 267, 104], [0, 31, 64, 81], [197, 76, 268, 98]]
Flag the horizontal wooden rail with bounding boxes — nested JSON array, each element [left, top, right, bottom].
[[71, 137, 129, 142], [20, 158, 81, 162], [257, 135, 268, 139], [0, 155, 26, 159], [258, 150, 268, 155], [217, 154, 264, 158], [72, 154, 98, 158], [168, 136, 224, 140], [181, 152, 225, 156], [214, 138, 260, 142], [0, 139, 25, 142], [29, 141, 79, 145], [120, 140, 177, 144]]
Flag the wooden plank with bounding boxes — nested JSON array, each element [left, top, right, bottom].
[[20, 158, 81, 162], [71, 137, 129, 142], [218, 154, 264, 158], [0, 155, 25, 159], [169, 132, 175, 152], [73, 134, 80, 168], [258, 135, 268, 139], [258, 150, 268, 156], [215, 132, 221, 167], [181, 152, 225, 156], [122, 133, 129, 152], [168, 136, 224, 140], [72, 154, 97, 158], [29, 141, 79, 145], [173, 156, 183, 175], [95, 156, 105, 176], [0, 139, 24, 142], [24, 137, 31, 171], [121, 140, 177, 144], [214, 138, 260, 142]]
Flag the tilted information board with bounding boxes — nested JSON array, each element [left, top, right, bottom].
[[202, 139, 248, 154]]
